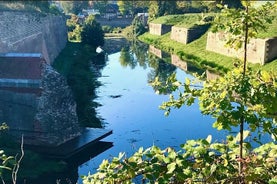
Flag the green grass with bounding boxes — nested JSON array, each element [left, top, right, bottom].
[[139, 31, 277, 75], [256, 12, 277, 38], [140, 10, 277, 75], [151, 14, 202, 27], [151, 13, 215, 28]]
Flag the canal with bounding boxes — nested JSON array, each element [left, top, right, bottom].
[[3, 41, 272, 183], [77, 42, 227, 182]]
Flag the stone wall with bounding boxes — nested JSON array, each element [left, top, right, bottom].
[[0, 11, 67, 64], [149, 23, 172, 36], [0, 63, 81, 146], [171, 25, 209, 44], [34, 64, 81, 146], [267, 37, 277, 62], [206, 32, 277, 65], [206, 70, 220, 80]]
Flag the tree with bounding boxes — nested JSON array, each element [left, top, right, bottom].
[[93, 1, 108, 14], [211, 1, 276, 174], [60, 1, 88, 14], [81, 15, 104, 48], [117, 0, 132, 16], [148, 0, 159, 22], [221, 0, 243, 9], [148, 0, 177, 22]]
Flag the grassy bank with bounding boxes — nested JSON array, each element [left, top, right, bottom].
[[139, 31, 277, 75], [140, 12, 277, 75]]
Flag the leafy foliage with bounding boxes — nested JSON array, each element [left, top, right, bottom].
[[152, 66, 277, 138], [81, 15, 104, 48], [82, 1, 277, 183], [148, 0, 177, 22], [60, 1, 88, 15], [83, 135, 277, 183], [54, 42, 104, 128], [212, 2, 276, 50]]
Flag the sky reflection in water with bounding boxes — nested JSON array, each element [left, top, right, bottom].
[[78, 51, 227, 180]]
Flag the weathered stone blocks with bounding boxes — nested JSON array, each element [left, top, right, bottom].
[[149, 45, 168, 58], [149, 23, 172, 35], [171, 25, 209, 44], [206, 32, 277, 65], [0, 56, 81, 146], [171, 54, 188, 71]]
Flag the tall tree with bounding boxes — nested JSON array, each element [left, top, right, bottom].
[[81, 15, 104, 48], [117, 0, 132, 15], [148, 0, 177, 22], [60, 1, 88, 14], [148, 0, 159, 22]]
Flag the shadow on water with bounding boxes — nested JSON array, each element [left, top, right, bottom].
[[19, 141, 113, 184], [0, 42, 114, 183]]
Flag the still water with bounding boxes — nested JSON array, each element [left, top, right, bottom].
[[77, 47, 227, 182]]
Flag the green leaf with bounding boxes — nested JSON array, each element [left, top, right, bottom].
[[235, 130, 250, 142], [260, 70, 271, 83], [206, 135, 212, 144], [167, 162, 176, 174]]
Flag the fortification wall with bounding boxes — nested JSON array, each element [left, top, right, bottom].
[[206, 32, 277, 65], [171, 25, 209, 44], [149, 23, 172, 36], [0, 63, 81, 146], [0, 11, 67, 64]]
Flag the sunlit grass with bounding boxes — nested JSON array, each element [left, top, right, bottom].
[[151, 13, 215, 28], [256, 11, 277, 39], [139, 31, 277, 75]]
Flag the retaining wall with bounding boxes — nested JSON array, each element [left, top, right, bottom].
[[171, 25, 209, 44], [206, 32, 277, 65], [149, 23, 172, 35], [0, 11, 67, 64]]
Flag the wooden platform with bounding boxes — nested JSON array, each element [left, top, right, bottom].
[[26, 128, 112, 159]]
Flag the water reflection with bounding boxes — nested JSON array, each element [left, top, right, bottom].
[[19, 141, 113, 184], [0, 86, 113, 183], [78, 40, 227, 182]]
